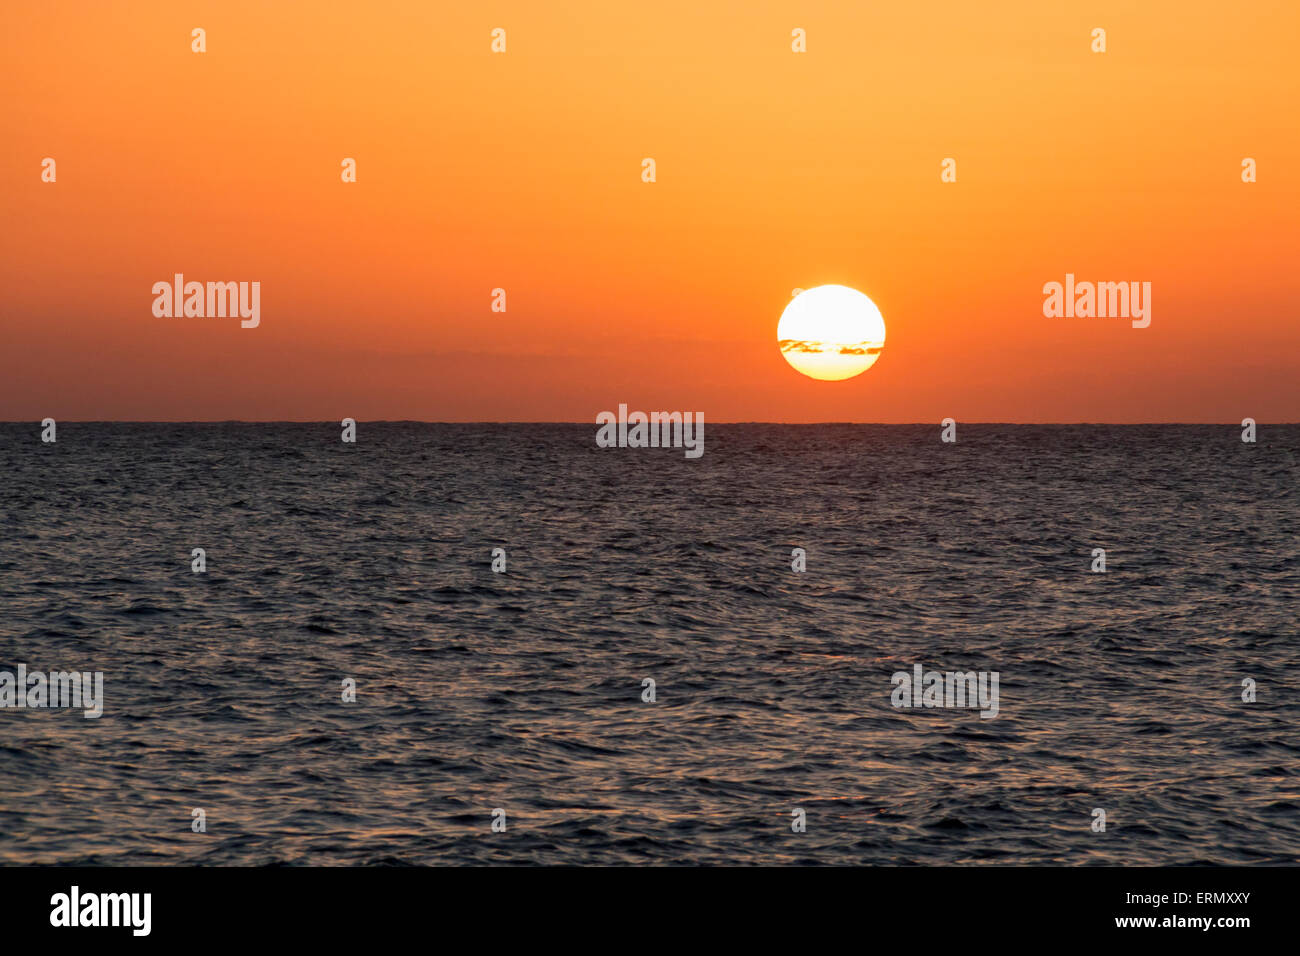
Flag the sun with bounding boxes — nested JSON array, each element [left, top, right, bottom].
[[777, 285, 886, 381]]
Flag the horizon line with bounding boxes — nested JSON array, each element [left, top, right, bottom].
[[4, 420, 1294, 427]]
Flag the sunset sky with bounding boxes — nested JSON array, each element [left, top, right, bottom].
[[3, 1, 1297, 422]]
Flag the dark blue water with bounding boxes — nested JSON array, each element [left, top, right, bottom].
[[1, 424, 1297, 864]]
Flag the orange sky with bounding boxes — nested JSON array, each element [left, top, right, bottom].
[[2, 1, 1297, 422]]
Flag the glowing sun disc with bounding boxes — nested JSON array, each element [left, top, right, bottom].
[[777, 285, 886, 381]]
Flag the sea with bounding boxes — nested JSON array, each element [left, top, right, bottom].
[[1, 423, 1297, 864]]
